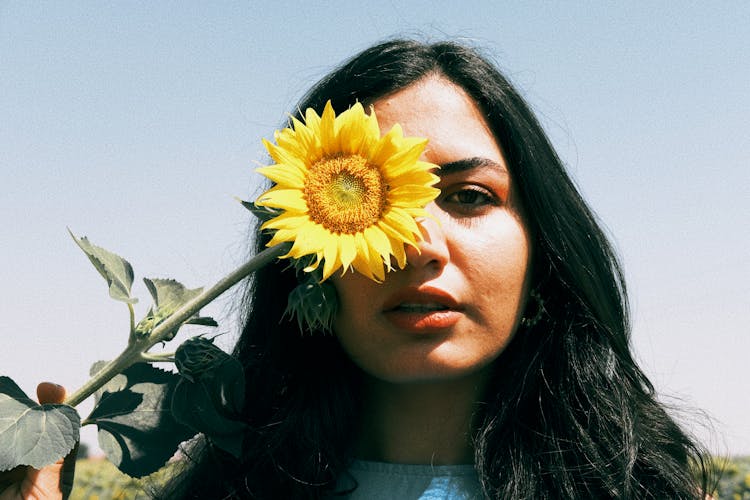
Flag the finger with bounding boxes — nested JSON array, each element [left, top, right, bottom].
[[37, 382, 67, 405], [24, 463, 65, 499]]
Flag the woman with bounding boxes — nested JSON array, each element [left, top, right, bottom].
[[163, 39, 712, 499], [3, 39, 712, 499]]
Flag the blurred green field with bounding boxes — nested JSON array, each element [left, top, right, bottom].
[[70, 458, 181, 500], [714, 456, 750, 500], [70, 456, 750, 499]]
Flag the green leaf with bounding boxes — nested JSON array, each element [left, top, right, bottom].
[[134, 279, 216, 339], [172, 337, 246, 457], [135, 278, 218, 340], [89, 361, 128, 401], [69, 229, 137, 304], [143, 278, 202, 317], [184, 316, 219, 327], [86, 363, 194, 478], [0, 376, 80, 471], [235, 197, 281, 222]]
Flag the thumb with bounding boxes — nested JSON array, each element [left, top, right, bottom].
[[36, 382, 67, 405]]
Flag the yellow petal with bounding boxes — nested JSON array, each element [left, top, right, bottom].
[[265, 227, 298, 247], [363, 106, 381, 149], [321, 234, 341, 281], [382, 207, 422, 238], [255, 188, 308, 212], [363, 226, 393, 267], [385, 161, 439, 186], [355, 230, 386, 281], [262, 139, 306, 171], [287, 223, 327, 260], [376, 218, 410, 244], [350, 233, 375, 280], [289, 116, 316, 151], [388, 185, 441, 206], [381, 137, 429, 179], [319, 101, 336, 156], [256, 164, 306, 189], [337, 103, 371, 155], [369, 124, 403, 167], [338, 233, 358, 271], [388, 234, 408, 268], [367, 248, 386, 282], [275, 133, 307, 161], [261, 213, 308, 231]]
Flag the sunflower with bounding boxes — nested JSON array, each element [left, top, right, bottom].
[[255, 101, 439, 282]]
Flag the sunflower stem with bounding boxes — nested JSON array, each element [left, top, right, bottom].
[[63, 244, 286, 408]]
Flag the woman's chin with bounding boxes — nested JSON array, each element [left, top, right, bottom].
[[358, 351, 496, 385]]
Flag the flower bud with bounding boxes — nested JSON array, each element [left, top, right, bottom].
[[285, 278, 338, 334], [175, 336, 225, 382]]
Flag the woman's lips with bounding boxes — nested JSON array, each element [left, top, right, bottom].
[[382, 287, 462, 333]]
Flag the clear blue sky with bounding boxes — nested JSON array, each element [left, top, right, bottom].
[[1, 2, 748, 455]]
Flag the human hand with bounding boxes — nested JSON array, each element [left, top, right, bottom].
[[0, 383, 77, 500]]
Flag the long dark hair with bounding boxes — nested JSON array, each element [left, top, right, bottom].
[[161, 39, 712, 499]]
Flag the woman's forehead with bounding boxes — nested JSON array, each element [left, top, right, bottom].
[[371, 75, 478, 123], [371, 76, 506, 171]]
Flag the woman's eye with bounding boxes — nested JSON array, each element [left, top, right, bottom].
[[441, 187, 496, 213]]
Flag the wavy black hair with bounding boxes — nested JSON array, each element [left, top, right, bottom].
[[160, 39, 713, 499]]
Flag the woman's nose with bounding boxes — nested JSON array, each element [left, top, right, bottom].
[[405, 205, 450, 271]]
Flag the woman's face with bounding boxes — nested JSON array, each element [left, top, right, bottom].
[[333, 76, 532, 384]]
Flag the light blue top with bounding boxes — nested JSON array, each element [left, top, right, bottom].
[[333, 460, 482, 499]]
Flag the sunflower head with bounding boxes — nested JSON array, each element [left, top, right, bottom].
[[256, 101, 439, 283]]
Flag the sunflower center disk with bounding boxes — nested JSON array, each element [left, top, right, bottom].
[[305, 154, 387, 234]]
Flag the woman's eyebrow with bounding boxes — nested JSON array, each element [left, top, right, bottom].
[[437, 157, 508, 176]]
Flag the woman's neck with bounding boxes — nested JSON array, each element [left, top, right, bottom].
[[355, 372, 489, 465]]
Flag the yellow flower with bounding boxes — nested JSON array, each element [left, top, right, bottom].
[[256, 101, 439, 282]]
